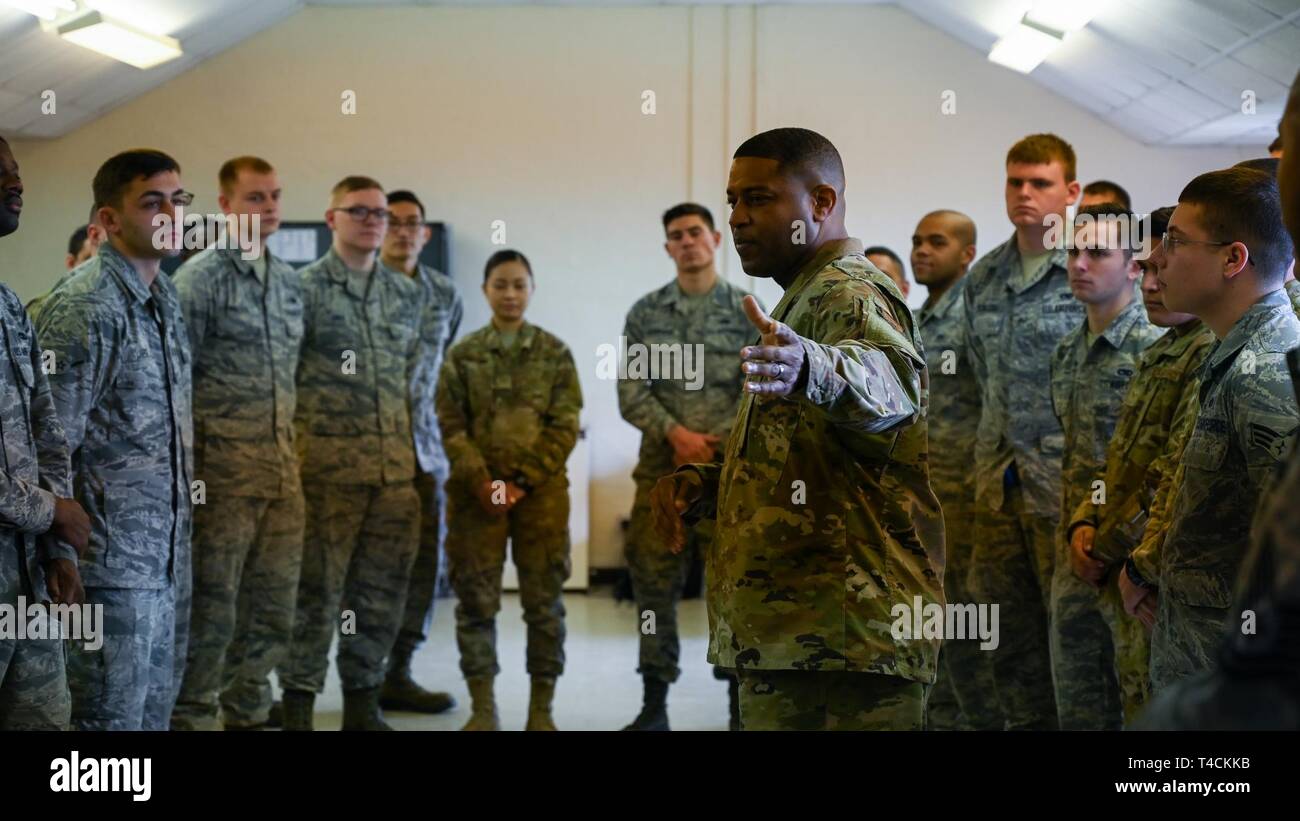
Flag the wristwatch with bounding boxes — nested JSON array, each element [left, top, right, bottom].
[[1124, 557, 1155, 590]]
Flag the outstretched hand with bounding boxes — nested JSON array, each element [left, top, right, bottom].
[[739, 295, 805, 398]]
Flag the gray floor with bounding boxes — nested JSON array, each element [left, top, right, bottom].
[[302, 587, 733, 731]]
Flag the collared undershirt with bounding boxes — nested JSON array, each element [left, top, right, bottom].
[[1018, 248, 1053, 288], [249, 252, 268, 281]]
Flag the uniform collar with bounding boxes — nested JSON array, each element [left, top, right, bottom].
[[1207, 289, 1292, 372], [770, 238, 864, 321], [485, 320, 536, 351], [661, 276, 731, 312], [322, 247, 379, 300], [1094, 297, 1148, 351], [995, 233, 1067, 294], [221, 245, 279, 283], [99, 243, 162, 307], [918, 276, 966, 323]]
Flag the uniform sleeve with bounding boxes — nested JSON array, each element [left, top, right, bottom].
[[35, 296, 114, 480], [1232, 354, 1300, 491], [0, 311, 61, 537], [446, 284, 465, 354], [616, 305, 680, 442], [797, 285, 919, 434], [676, 461, 722, 523], [516, 343, 583, 487], [962, 265, 989, 389], [28, 310, 77, 564], [435, 352, 491, 489], [172, 264, 212, 357]]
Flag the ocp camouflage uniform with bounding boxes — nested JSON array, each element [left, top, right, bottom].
[[35, 244, 195, 731], [914, 276, 1000, 731], [1048, 298, 1161, 729], [618, 278, 754, 684], [0, 282, 75, 731], [1151, 289, 1300, 693], [962, 237, 1082, 729], [436, 322, 582, 679], [279, 249, 427, 694], [169, 246, 305, 730], [393, 264, 462, 659], [680, 239, 943, 731], [1067, 318, 1214, 723]]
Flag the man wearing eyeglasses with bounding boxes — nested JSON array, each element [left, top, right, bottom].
[[35, 149, 196, 730], [169, 156, 306, 731], [376, 189, 463, 715], [277, 176, 428, 731], [1141, 167, 1299, 694]]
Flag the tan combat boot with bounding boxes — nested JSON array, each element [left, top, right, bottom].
[[461, 675, 500, 731], [525, 676, 557, 731]]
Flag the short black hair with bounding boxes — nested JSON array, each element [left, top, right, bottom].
[[733, 127, 845, 190], [1147, 205, 1175, 239], [863, 246, 904, 271], [387, 189, 426, 219], [484, 249, 532, 283], [1083, 179, 1132, 210], [67, 225, 88, 257], [1269, 134, 1283, 154], [1233, 157, 1279, 177], [1073, 203, 1138, 257], [92, 149, 180, 211], [1179, 167, 1293, 284], [662, 202, 714, 232]]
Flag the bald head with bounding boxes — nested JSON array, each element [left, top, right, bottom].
[[911, 209, 977, 295]]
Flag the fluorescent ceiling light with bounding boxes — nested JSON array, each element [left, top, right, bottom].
[[988, 19, 1063, 74], [4, 0, 77, 21], [53, 9, 182, 69], [1025, 1, 1097, 33]]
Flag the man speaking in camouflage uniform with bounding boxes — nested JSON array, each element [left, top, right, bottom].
[[651, 128, 943, 731], [618, 203, 755, 731], [1145, 167, 1299, 693], [170, 156, 305, 731], [909, 209, 1001, 731], [36, 149, 195, 730], [962, 134, 1083, 730], [1048, 204, 1161, 729], [278, 176, 428, 731], [378, 189, 463, 714], [0, 134, 88, 731]]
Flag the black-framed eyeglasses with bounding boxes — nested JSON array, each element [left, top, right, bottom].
[[1161, 232, 1254, 265], [331, 206, 389, 223], [387, 216, 424, 230]]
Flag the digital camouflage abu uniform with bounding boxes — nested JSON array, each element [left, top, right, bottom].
[[1048, 297, 1161, 729], [962, 237, 1083, 730], [0, 282, 75, 731], [1067, 317, 1214, 723], [1136, 346, 1300, 730], [1127, 282, 1300, 595], [618, 278, 754, 684], [393, 263, 462, 660], [1150, 289, 1300, 693], [170, 246, 305, 730], [914, 275, 1000, 731], [437, 322, 581, 680], [35, 243, 195, 731], [681, 239, 944, 731], [279, 249, 427, 695]]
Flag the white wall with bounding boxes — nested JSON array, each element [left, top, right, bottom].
[[2, 4, 1254, 568]]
